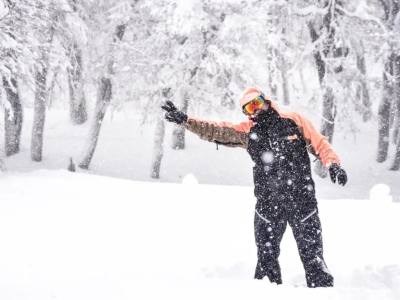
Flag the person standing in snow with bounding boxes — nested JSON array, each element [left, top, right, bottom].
[[161, 87, 347, 288]]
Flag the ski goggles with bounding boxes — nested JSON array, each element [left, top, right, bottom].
[[242, 95, 266, 115]]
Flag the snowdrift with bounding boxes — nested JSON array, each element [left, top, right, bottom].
[[0, 170, 399, 299]]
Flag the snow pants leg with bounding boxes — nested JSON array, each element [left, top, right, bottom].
[[288, 200, 334, 288], [254, 198, 333, 287], [254, 202, 287, 284]]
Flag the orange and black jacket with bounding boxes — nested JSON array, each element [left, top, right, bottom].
[[184, 101, 341, 199]]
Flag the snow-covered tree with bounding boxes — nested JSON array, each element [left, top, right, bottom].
[[374, 0, 400, 169], [79, 0, 139, 169], [64, 0, 88, 125], [0, 0, 27, 156], [31, 1, 60, 162]]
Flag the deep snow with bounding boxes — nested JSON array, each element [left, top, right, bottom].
[[0, 170, 399, 299]]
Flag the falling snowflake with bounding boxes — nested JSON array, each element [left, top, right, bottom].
[[261, 151, 274, 163], [250, 132, 258, 140], [264, 166, 271, 173]]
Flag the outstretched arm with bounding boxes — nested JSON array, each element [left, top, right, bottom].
[[184, 118, 251, 148], [161, 101, 251, 149]]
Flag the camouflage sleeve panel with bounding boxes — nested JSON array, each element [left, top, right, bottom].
[[284, 112, 341, 167], [184, 118, 251, 149]]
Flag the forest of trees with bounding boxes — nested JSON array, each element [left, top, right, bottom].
[[0, 0, 399, 177]]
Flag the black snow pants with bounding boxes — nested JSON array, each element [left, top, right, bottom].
[[253, 195, 334, 287]]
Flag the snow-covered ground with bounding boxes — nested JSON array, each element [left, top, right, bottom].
[[0, 105, 399, 298], [0, 170, 399, 299]]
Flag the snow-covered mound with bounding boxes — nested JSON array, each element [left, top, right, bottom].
[[0, 170, 399, 299]]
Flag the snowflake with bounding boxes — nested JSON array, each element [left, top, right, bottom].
[[261, 151, 274, 163], [250, 132, 258, 140]]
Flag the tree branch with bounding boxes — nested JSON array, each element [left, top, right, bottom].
[[378, 0, 390, 21]]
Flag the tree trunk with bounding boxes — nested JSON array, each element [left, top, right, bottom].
[[280, 54, 290, 105], [68, 41, 87, 125], [172, 90, 189, 150], [79, 77, 112, 169], [314, 86, 335, 178], [31, 65, 48, 162], [356, 48, 372, 122], [0, 158, 5, 171], [267, 48, 278, 100], [3, 76, 23, 156], [390, 54, 400, 170], [391, 55, 400, 144], [320, 86, 335, 143], [377, 55, 395, 163], [30, 15, 56, 162], [299, 68, 308, 95], [308, 21, 325, 85], [151, 118, 165, 179], [151, 88, 170, 178], [308, 20, 328, 178], [391, 126, 400, 170], [79, 24, 126, 169]]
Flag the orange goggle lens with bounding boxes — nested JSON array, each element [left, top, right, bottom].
[[242, 96, 265, 115]]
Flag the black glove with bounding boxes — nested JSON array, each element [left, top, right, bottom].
[[329, 163, 347, 186], [161, 100, 188, 125]]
